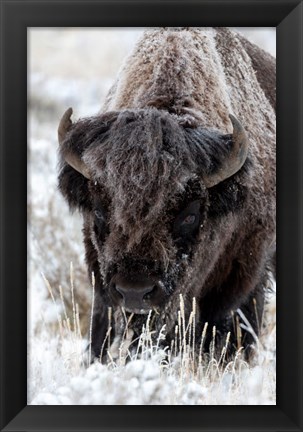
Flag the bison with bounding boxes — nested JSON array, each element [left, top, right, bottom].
[[58, 27, 276, 361]]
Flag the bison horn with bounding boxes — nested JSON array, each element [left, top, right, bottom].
[[58, 107, 73, 144], [58, 107, 91, 180], [203, 114, 249, 188]]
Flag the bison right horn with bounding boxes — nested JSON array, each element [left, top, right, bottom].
[[203, 114, 249, 188], [58, 107, 91, 180]]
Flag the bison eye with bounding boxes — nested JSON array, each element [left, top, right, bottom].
[[173, 200, 201, 238], [94, 208, 108, 239], [181, 214, 196, 225], [95, 210, 105, 221]]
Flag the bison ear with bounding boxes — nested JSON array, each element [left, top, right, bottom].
[[58, 164, 92, 212], [58, 107, 91, 180], [203, 115, 249, 188], [58, 108, 92, 212]]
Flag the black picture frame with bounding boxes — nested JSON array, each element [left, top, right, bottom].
[[0, 0, 302, 431]]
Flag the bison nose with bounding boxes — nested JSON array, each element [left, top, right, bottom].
[[113, 278, 158, 313]]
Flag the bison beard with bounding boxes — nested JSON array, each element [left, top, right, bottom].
[[57, 28, 275, 362]]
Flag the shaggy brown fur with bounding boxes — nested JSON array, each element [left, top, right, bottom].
[[58, 28, 276, 361], [235, 30, 276, 112]]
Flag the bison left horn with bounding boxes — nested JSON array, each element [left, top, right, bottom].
[[58, 107, 91, 180], [203, 114, 249, 188]]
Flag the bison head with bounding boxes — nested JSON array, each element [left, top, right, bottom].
[[58, 108, 249, 338]]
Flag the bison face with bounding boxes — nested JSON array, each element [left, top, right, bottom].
[[58, 108, 249, 333], [86, 179, 207, 317]]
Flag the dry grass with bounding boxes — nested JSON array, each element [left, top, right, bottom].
[[28, 267, 275, 405]]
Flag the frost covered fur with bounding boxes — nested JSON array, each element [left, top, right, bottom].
[[58, 28, 275, 361]]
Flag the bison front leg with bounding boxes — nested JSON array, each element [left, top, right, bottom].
[[229, 282, 265, 359], [90, 301, 135, 365], [89, 292, 113, 361], [199, 268, 268, 361]]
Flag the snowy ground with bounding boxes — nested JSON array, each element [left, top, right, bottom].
[[28, 28, 276, 405]]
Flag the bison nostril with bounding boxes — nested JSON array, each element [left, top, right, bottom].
[[112, 284, 122, 300], [114, 284, 124, 300], [143, 285, 157, 301]]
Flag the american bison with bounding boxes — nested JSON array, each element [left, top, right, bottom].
[[58, 28, 276, 361]]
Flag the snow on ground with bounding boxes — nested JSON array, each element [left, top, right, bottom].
[[28, 28, 276, 405], [28, 286, 276, 405]]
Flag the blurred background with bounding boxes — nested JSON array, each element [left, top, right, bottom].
[[28, 28, 276, 333]]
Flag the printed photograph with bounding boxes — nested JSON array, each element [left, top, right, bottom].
[[28, 27, 276, 405]]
